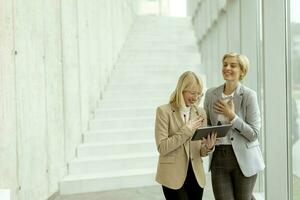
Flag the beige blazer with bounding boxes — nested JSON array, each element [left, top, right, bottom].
[[155, 103, 209, 189]]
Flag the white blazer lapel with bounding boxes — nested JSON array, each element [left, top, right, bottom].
[[233, 83, 244, 115]]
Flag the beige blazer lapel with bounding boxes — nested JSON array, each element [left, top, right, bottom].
[[171, 105, 190, 157]]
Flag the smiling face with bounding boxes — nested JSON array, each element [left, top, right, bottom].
[[182, 86, 202, 107], [222, 56, 243, 82], [169, 71, 204, 108]]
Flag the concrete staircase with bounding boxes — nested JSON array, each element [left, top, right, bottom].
[[59, 16, 204, 195]]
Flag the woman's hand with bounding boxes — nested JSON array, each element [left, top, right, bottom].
[[214, 99, 235, 121], [186, 116, 204, 132], [202, 132, 217, 150]]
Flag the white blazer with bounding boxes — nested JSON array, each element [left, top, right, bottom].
[[204, 83, 265, 177]]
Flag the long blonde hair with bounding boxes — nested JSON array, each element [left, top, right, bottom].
[[169, 71, 203, 108]]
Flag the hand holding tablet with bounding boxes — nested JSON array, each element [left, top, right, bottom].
[[191, 124, 232, 141]]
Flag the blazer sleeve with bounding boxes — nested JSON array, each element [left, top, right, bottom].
[[155, 106, 193, 156], [232, 90, 261, 142]]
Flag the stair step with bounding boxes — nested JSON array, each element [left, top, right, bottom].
[[118, 58, 200, 65], [84, 128, 154, 143], [94, 107, 156, 119], [108, 77, 203, 87], [115, 63, 201, 68], [110, 70, 200, 78], [69, 153, 158, 174], [106, 82, 174, 90], [102, 90, 172, 99], [77, 140, 156, 157], [118, 47, 199, 53], [60, 16, 202, 195], [124, 39, 196, 45], [114, 64, 200, 69], [116, 60, 199, 66], [89, 117, 155, 130], [123, 46, 198, 52], [129, 30, 193, 35], [118, 54, 199, 62], [60, 168, 157, 194], [97, 98, 166, 109], [115, 62, 201, 66], [108, 72, 206, 86], [125, 38, 196, 44]]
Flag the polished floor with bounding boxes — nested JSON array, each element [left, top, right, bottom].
[[54, 185, 214, 200]]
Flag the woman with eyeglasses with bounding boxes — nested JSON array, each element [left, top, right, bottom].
[[155, 71, 217, 200], [204, 53, 265, 200]]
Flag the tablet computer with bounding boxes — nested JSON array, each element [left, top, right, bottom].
[[191, 124, 232, 141]]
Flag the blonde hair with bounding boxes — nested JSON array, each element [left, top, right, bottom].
[[222, 52, 249, 80], [169, 71, 203, 108]]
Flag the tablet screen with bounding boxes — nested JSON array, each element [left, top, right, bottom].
[[191, 124, 232, 141]]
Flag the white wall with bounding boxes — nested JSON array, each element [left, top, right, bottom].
[[0, 0, 136, 199]]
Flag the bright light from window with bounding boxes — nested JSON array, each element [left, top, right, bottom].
[[291, 0, 300, 23], [169, 0, 187, 17], [137, 0, 187, 17]]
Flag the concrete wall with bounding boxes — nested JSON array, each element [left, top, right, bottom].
[[0, 0, 136, 199], [189, 0, 260, 91]]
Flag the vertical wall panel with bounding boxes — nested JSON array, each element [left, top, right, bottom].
[[61, 0, 82, 162], [211, 24, 222, 86], [100, 1, 112, 95], [106, 0, 114, 84], [263, 0, 289, 199], [217, 11, 227, 61], [86, 0, 100, 113], [43, 0, 65, 195], [226, 0, 240, 52], [14, 0, 48, 198], [77, 0, 92, 132], [240, 0, 259, 91], [0, 0, 18, 199]]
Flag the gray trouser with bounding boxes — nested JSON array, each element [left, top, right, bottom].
[[211, 145, 257, 200]]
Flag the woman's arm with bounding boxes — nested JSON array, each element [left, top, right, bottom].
[[198, 109, 216, 156], [232, 90, 261, 142]]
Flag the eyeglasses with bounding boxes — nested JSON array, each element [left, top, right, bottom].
[[183, 90, 203, 98]]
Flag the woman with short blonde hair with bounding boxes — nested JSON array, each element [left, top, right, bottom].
[[222, 52, 249, 80], [205, 53, 265, 200]]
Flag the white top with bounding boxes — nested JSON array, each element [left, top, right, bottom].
[[216, 92, 236, 145], [180, 107, 191, 124]]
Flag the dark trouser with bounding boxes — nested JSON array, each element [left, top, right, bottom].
[[162, 161, 203, 200], [211, 145, 257, 200]]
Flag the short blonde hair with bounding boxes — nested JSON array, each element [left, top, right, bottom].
[[222, 52, 249, 80], [169, 71, 203, 108]]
